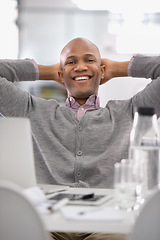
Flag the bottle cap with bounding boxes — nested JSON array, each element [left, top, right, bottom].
[[137, 107, 155, 116]]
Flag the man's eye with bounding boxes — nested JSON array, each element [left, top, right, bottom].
[[86, 59, 95, 62], [66, 61, 75, 65]]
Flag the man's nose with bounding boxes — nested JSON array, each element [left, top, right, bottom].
[[74, 61, 88, 71]]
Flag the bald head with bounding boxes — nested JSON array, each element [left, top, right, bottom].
[[60, 37, 101, 68], [58, 37, 105, 105]]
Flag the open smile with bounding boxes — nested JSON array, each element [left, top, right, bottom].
[[72, 75, 92, 81]]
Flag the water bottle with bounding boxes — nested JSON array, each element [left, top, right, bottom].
[[129, 107, 160, 198]]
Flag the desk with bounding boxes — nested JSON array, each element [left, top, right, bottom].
[[41, 186, 136, 234]]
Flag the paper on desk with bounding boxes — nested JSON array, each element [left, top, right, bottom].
[[23, 186, 51, 214], [60, 206, 123, 221]]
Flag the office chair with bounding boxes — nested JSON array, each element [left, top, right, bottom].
[[129, 190, 160, 240], [0, 181, 50, 240]]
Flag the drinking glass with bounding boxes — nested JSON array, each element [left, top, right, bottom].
[[114, 159, 138, 211]]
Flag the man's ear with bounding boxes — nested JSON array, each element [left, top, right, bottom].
[[100, 64, 105, 83], [100, 64, 107, 85], [58, 70, 64, 83], [57, 70, 66, 88]]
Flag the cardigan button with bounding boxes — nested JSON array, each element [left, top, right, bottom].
[[77, 150, 82, 156], [77, 125, 82, 131], [77, 172, 81, 177]]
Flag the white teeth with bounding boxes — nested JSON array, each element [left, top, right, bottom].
[[75, 76, 89, 81]]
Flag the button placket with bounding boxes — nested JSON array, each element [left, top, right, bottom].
[[75, 121, 83, 182]]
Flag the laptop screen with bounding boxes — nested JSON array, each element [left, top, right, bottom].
[[0, 118, 37, 188]]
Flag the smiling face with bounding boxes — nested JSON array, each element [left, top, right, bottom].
[[59, 38, 105, 105]]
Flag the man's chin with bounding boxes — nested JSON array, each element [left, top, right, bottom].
[[72, 93, 93, 100]]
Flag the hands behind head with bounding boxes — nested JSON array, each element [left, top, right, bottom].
[[100, 58, 117, 85], [51, 58, 128, 88]]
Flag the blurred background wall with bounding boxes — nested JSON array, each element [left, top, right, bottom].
[[1, 0, 160, 106]]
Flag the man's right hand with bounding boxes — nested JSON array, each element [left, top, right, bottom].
[[38, 63, 65, 88]]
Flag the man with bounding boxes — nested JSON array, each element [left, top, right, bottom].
[[0, 37, 160, 239], [0, 37, 131, 189], [0, 37, 160, 188]]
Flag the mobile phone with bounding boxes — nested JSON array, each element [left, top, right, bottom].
[[47, 192, 112, 206]]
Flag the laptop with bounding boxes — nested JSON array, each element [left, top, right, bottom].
[[0, 118, 37, 188], [0, 117, 69, 193]]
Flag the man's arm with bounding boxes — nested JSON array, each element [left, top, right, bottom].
[[0, 59, 62, 84], [38, 63, 65, 87], [0, 59, 37, 117], [100, 58, 129, 85], [102, 54, 160, 117], [0, 59, 36, 82], [130, 54, 160, 80], [101, 54, 160, 82]]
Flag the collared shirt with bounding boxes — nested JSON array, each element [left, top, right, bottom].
[[66, 95, 100, 121]]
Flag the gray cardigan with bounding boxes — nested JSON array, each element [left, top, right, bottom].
[[0, 55, 160, 188]]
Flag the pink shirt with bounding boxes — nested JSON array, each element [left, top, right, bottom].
[[66, 95, 100, 121]]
